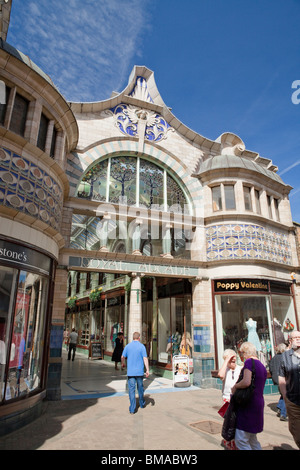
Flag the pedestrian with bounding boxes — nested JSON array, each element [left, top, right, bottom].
[[218, 349, 242, 449], [63, 328, 69, 350], [218, 349, 242, 403], [269, 343, 287, 421], [121, 331, 150, 414], [68, 328, 78, 361], [278, 330, 300, 449], [231, 341, 267, 450], [112, 332, 124, 370]]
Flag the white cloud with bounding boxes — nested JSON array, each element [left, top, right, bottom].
[[8, 0, 153, 102], [279, 159, 300, 177]]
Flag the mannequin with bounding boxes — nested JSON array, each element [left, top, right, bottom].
[[246, 318, 261, 352], [273, 318, 285, 345], [180, 332, 193, 356]]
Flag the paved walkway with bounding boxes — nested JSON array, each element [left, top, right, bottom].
[[0, 350, 297, 451]]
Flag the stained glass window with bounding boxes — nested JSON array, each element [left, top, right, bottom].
[[166, 174, 187, 213], [80, 159, 108, 201], [139, 159, 164, 209], [77, 156, 188, 212], [109, 156, 136, 205]]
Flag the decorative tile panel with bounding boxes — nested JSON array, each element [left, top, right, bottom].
[[0, 147, 63, 230], [206, 223, 291, 265], [108, 104, 174, 142]]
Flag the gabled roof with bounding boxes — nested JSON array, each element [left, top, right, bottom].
[[70, 65, 286, 185]]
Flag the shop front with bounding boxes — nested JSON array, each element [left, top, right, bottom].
[[213, 278, 297, 370], [0, 237, 54, 413], [155, 278, 192, 369]]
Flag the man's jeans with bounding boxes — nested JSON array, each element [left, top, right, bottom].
[[68, 343, 76, 361], [128, 376, 145, 413], [277, 395, 287, 418]]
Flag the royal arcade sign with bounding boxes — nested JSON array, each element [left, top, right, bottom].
[[69, 255, 200, 278]]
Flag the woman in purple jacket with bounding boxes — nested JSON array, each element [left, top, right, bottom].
[[231, 341, 267, 450]]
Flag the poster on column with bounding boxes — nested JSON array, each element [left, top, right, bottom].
[[173, 355, 189, 384]]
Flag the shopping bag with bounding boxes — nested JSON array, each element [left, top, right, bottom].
[[218, 401, 229, 418], [221, 400, 236, 442]]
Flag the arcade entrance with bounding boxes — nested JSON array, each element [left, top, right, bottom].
[[65, 272, 192, 370]]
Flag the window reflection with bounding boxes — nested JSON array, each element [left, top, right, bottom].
[[7, 271, 48, 400], [0, 267, 17, 401]]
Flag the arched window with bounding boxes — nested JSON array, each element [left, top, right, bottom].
[[77, 156, 190, 213]]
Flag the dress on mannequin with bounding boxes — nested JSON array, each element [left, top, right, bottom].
[[246, 318, 261, 352]]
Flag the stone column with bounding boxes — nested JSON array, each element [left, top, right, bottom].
[[132, 220, 142, 255], [47, 265, 68, 400], [99, 216, 110, 252], [4, 85, 16, 128], [191, 277, 215, 387], [44, 119, 54, 156], [128, 273, 143, 341], [162, 223, 173, 258], [152, 277, 158, 362], [54, 130, 66, 170], [24, 99, 42, 145]]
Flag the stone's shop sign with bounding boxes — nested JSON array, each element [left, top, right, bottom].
[[215, 279, 269, 292], [0, 239, 52, 275], [69, 256, 199, 278]]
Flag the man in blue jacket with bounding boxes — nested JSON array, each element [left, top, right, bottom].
[[122, 331, 149, 414]]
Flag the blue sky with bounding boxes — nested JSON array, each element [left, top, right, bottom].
[[7, 0, 300, 222]]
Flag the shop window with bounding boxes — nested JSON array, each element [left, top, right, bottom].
[[37, 113, 49, 151], [9, 93, 29, 137], [158, 295, 192, 364], [255, 189, 261, 215], [0, 266, 17, 402], [212, 185, 222, 211], [243, 186, 252, 211], [7, 271, 49, 400], [104, 297, 124, 353], [157, 279, 192, 365], [224, 184, 236, 210], [215, 291, 297, 370]]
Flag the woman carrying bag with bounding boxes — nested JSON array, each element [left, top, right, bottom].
[[230, 342, 267, 450]]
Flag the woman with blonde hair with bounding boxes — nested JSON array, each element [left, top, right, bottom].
[[218, 349, 242, 402], [218, 349, 242, 450], [231, 341, 267, 450]]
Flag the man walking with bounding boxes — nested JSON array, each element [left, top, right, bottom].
[[68, 328, 78, 361], [121, 331, 149, 414], [278, 330, 300, 448]]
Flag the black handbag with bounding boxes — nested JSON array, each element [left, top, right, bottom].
[[232, 358, 256, 408], [221, 400, 237, 441]]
